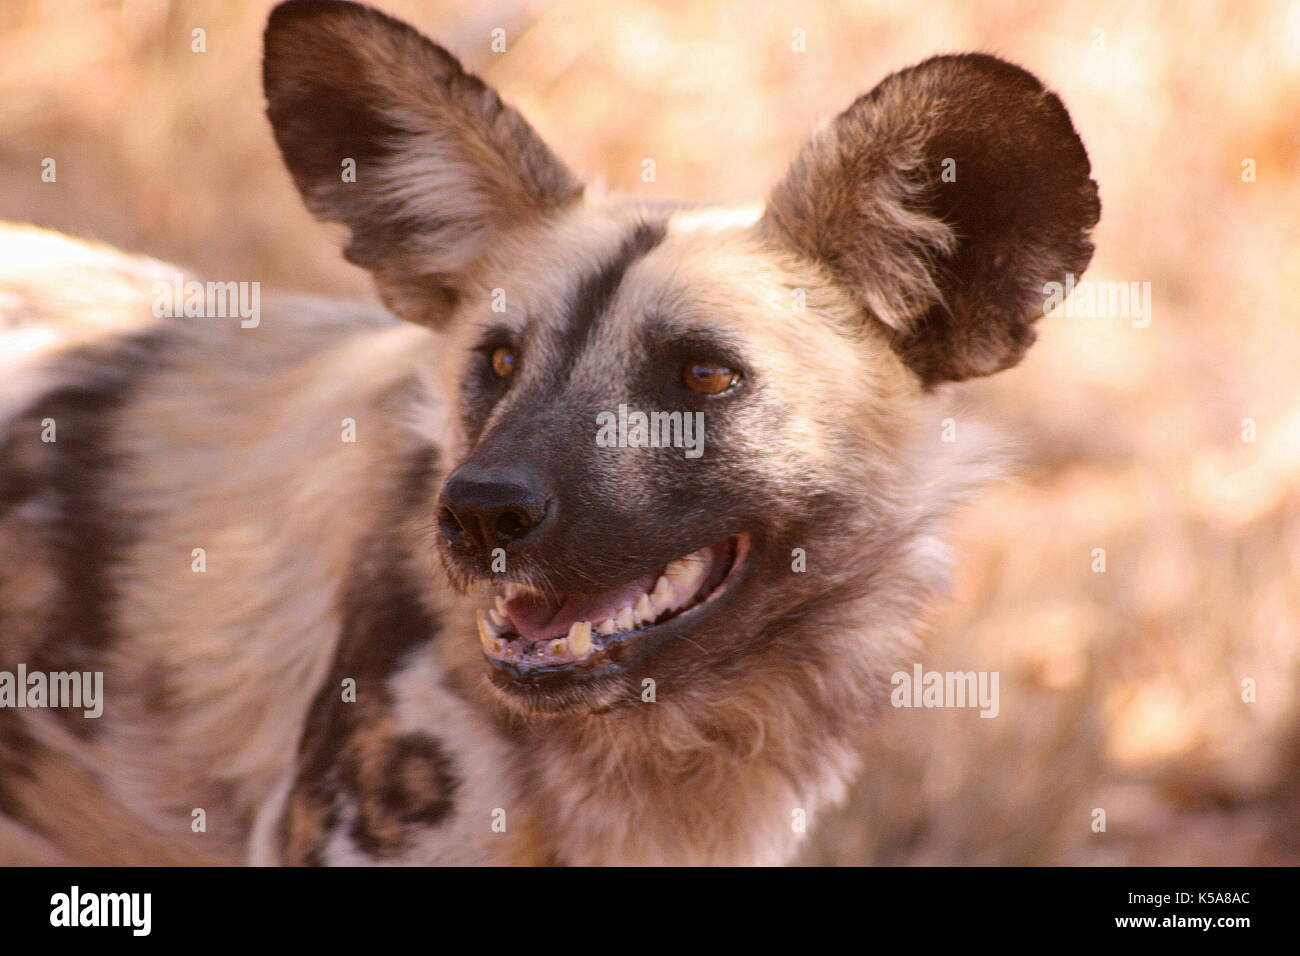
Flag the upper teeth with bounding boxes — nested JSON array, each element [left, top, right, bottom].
[[479, 545, 718, 662]]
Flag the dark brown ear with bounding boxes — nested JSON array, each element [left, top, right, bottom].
[[761, 53, 1100, 385], [263, 0, 583, 326]]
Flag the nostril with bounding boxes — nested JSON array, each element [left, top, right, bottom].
[[437, 506, 465, 542], [494, 508, 534, 542]]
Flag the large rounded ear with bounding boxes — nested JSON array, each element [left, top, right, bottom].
[[263, 0, 583, 326], [761, 54, 1100, 386]]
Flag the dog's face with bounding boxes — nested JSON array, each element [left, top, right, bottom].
[[263, 0, 1099, 714], [427, 206, 915, 713]]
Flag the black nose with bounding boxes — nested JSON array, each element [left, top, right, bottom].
[[438, 467, 549, 553]]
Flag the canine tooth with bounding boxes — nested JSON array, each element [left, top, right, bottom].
[[548, 638, 569, 657], [615, 606, 635, 631], [567, 621, 592, 655], [476, 610, 501, 651], [665, 554, 708, 597], [650, 575, 675, 614], [488, 608, 507, 628], [494, 595, 508, 617], [635, 593, 654, 623], [597, 618, 618, 636]]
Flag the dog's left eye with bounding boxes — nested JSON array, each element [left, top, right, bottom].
[[490, 346, 518, 379], [683, 359, 739, 395]]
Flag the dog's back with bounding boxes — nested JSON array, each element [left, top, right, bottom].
[[0, 224, 481, 863]]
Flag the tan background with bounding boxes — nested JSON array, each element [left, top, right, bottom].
[[2, 0, 1297, 864]]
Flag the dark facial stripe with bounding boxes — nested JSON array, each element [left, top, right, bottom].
[[1, 330, 172, 738], [553, 219, 667, 372]]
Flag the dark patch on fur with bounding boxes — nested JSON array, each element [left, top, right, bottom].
[[282, 443, 462, 864], [0, 330, 171, 736], [348, 733, 458, 856], [286, 561, 444, 861], [377, 735, 458, 824]]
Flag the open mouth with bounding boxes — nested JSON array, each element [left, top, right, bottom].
[[476, 534, 750, 677]]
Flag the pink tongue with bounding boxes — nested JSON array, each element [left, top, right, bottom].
[[504, 573, 657, 641]]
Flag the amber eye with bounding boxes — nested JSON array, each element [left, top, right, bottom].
[[490, 346, 517, 379], [683, 359, 738, 395]]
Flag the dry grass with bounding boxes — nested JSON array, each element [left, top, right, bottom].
[[2, 0, 1297, 864]]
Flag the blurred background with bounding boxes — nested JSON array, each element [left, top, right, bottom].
[[1, 0, 1296, 864]]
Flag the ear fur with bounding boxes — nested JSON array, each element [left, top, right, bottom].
[[762, 53, 1101, 385], [263, 0, 583, 326]]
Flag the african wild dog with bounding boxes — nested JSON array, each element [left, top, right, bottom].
[[0, 0, 1099, 865]]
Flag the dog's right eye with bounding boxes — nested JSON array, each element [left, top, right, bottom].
[[490, 346, 518, 379]]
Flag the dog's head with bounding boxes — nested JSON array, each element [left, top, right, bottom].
[[264, 0, 1099, 714]]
